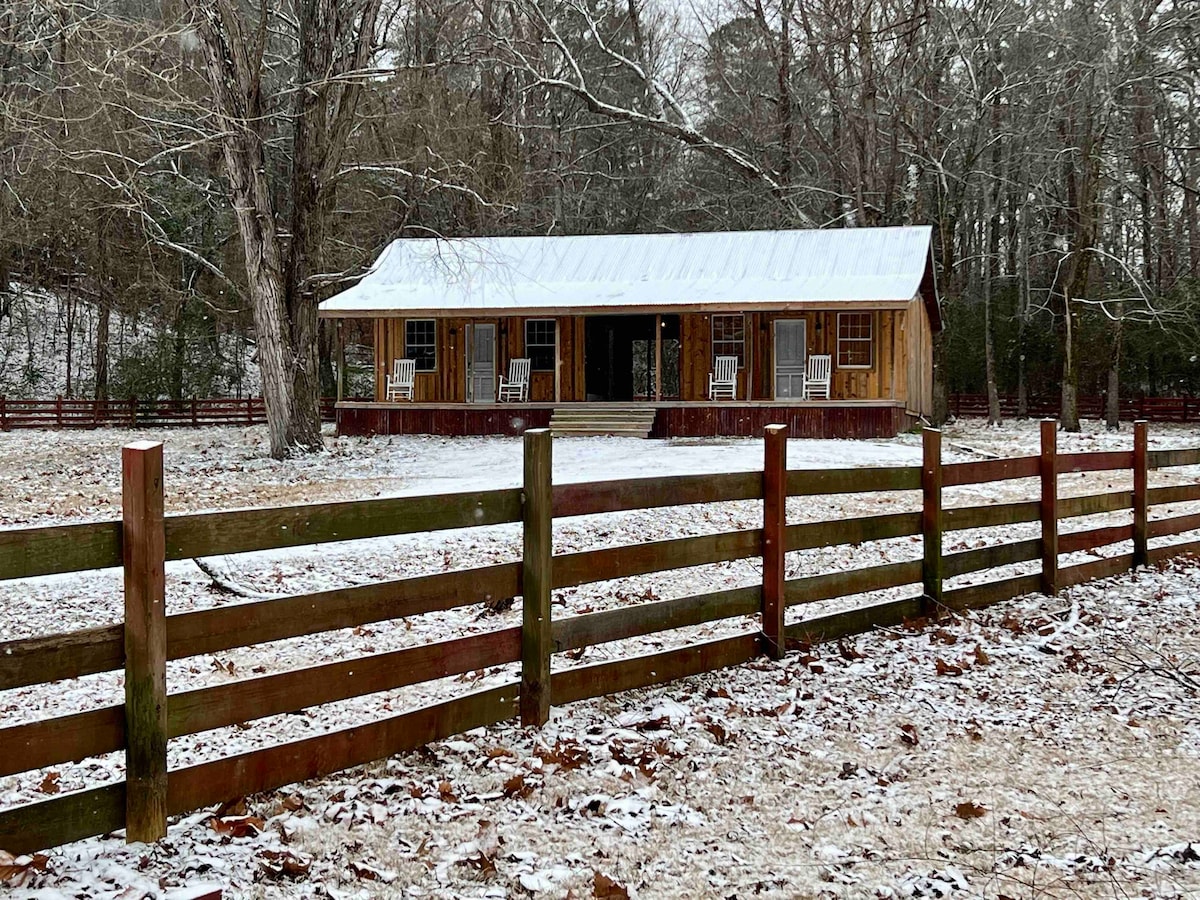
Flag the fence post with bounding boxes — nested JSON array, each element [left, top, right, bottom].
[[122, 440, 168, 843], [1040, 419, 1059, 595], [246, 397, 254, 424], [55, 394, 63, 428], [0, 395, 6, 430], [1133, 419, 1148, 569], [521, 428, 552, 727], [762, 424, 787, 659], [920, 427, 943, 616], [191, 397, 198, 427], [130, 396, 138, 428]]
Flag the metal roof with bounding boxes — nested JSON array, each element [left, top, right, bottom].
[[319, 225, 936, 316]]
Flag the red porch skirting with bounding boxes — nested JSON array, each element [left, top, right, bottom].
[[336, 402, 915, 439], [648, 404, 914, 439], [336, 405, 552, 437]]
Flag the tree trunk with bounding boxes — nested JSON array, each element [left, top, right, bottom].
[[95, 294, 110, 401], [983, 167, 1000, 426], [931, 327, 948, 426], [1015, 188, 1030, 418], [1105, 304, 1122, 431], [282, 0, 335, 453], [197, 0, 367, 458], [984, 287, 1000, 424], [196, 3, 294, 456], [169, 298, 187, 401], [64, 292, 75, 398], [319, 323, 337, 397], [1060, 291, 1080, 432]]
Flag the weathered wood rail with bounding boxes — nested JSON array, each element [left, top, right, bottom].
[[951, 392, 1200, 423], [0, 396, 337, 430], [2, 421, 1199, 855]]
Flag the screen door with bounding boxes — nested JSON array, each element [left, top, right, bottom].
[[466, 323, 496, 403], [774, 320, 807, 399]]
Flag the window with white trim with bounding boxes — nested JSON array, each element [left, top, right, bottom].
[[711, 314, 745, 367], [837, 312, 873, 368], [405, 319, 437, 371], [525, 319, 556, 371]]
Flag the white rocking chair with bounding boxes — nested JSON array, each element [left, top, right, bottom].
[[802, 354, 832, 400], [708, 355, 738, 400], [385, 358, 415, 401], [498, 357, 531, 402]]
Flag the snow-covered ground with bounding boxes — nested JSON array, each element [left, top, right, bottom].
[[2, 420, 1199, 897]]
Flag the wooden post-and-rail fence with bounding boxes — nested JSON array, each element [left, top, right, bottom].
[[949, 392, 1200, 423], [0, 397, 338, 430], [3, 422, 1200, 855]]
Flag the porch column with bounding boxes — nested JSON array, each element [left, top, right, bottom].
[[654, 314, 662, 402]]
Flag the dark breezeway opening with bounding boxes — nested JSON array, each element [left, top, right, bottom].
[[585, 315, 680, 401]]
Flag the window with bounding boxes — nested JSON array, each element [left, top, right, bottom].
[[711, 314, 745, 367], [405, 319, 437, 371], [525, 319, 556, 371], [837, 312, 873, 368]]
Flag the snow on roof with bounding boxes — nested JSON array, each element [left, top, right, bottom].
[[319, 225, 935, 315]]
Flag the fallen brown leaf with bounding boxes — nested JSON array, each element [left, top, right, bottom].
[[349, 860, 397, 883], [594, 870, 630, 899], [258, 848, 312, 878], [0, 851, 50, 887], [209, 814, 266, 838], [504, 774, 534, 799], [955, 800, 987, 819], [936, 657, 963, 677]]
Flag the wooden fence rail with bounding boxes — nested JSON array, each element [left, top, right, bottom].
[[951, 392, 1200, 423], [0, 396, 338, 430], [2, 421, 1200, 855]]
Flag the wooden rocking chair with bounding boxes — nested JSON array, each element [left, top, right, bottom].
[[802, 354, 832, 400], [498, 357, 531, 402], [385, 358, 416, 401], [708, 355, 738, 400]]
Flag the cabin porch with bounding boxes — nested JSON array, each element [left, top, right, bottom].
[[334, 399, 916, 439]]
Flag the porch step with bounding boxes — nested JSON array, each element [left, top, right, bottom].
[[549, 407, 658, 438]]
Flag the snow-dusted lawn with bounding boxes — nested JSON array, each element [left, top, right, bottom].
[[2, 419, 1199, 897]]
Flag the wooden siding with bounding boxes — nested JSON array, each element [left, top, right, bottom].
[[680, 311, 906, 403], [904, 297, 934, 417], [374, 305, 932, 407], [376, 316, 585, 404]]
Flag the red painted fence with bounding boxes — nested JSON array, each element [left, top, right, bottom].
[[0, 397, 336, 430], [951, 393, 1200, 423]]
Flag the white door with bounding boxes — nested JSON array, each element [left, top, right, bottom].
[[774, 320, 807, 399], [466, 324, 496, 403]]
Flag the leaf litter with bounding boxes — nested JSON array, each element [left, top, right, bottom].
[[1, 421, 1199, 897]]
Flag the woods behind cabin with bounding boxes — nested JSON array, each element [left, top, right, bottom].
[[1, 0, 1197, 428]]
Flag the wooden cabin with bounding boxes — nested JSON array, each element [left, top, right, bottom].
[[320, 226, 940, 438]]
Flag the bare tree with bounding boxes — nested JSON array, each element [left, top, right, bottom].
[[193, 0, 384, 457]]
